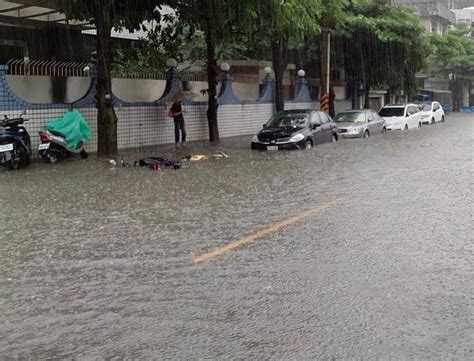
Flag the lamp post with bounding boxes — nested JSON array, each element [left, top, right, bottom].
[[297, 69, 306, 95], [217, 62, 240, 104], [264, 66, 272, 80], [259, 66, 275, 102], [159, 58, 182, 103]]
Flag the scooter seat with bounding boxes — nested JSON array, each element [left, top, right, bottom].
[[49, 130, 65, 137]]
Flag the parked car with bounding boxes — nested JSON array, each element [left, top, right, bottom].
[[418, 101, 445, 124], [378, 104, 422, 131], [334, 109, 386, 138], [251, 109, 338, 150]]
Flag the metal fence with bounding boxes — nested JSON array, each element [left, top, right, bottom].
[[7, 59, 90, 77], [112, 69, 167, 80]]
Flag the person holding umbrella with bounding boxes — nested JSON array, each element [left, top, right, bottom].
[[170, 92, 187, 148]]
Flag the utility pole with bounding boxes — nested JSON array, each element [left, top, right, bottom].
[[320, 25, 331, 114]]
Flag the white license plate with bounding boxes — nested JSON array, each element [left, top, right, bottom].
[[0, 144, 13, 153], [38, 143, 50, 150], [267, 146, 278, 151]]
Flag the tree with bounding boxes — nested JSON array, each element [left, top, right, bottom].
[[249, 0, 322, 112], [337, 0, 429, 107], [54, 0, 163, 156], [112, 21, 251, 73], [428, 24, 474, 109], [167, 1, 255, 142]]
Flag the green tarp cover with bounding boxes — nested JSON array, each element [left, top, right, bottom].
[[47, 110, 92, 149]]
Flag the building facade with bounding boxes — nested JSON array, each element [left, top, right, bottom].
[[393, 0, 456, 34]]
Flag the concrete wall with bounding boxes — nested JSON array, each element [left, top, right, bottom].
[[113, 78, 167, 103], [233, 83, 260, 101], [0, 65, 351, 158], [6, 75, 91, 104]]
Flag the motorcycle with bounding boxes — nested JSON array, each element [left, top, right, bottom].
[[0, 110, 31, 170], [38, 109, 91, 163]]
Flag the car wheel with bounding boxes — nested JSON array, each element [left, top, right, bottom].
[[305, 139, 313, 149], [431, 117, 435, 124], [441, 115, 445, 122], [382, 127, 386, 134], [80, 150, 88, 159], [404, 124, 409, 130], [364, 130, 369, 138]]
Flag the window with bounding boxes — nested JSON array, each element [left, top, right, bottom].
[[266, 112, 309, 128], [310, 112, 321, 126], [319, 112, 329, 124], [334, 112, 366, 123], [433, 103, 440, 111], [379, 107, 404, 117]]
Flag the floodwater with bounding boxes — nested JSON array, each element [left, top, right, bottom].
[[0, 113, 473, 359]]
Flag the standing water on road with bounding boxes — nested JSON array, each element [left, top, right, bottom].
[[1, 114, 472, 359]]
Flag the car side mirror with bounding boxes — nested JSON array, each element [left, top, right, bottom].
[[313, 123, 320, 130], [406, 113, 410, 117], [262, 124, 266, 128]]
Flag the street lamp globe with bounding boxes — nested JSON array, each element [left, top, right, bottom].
[[298, 69, 305, 77], [220, 62, 231, 72], [166, 58, 178, 68], [264, 66, 272, 75]]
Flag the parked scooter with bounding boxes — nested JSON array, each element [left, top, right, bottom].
[[38, 129, 88, 163], [0, 110, 31, 170], [38, 109, 91, 163]]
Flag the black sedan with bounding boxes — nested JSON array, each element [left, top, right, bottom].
[[251, 109, 338, 150]]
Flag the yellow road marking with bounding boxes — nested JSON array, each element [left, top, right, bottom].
[[194, 197, 345, 263]]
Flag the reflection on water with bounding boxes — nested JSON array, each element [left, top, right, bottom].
[[0, 115, 472, 359]]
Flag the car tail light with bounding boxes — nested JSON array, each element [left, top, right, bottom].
[[0, 138, 12, 145], [40, 134, 50, 143]]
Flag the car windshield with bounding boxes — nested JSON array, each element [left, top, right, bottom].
[[418, 104, 431, 111], [334, 112, 366, 123], [266, 113, 308, 128], [379, 107, 404, 117]]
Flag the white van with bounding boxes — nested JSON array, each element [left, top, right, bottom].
[[379, 104, 422, 131]]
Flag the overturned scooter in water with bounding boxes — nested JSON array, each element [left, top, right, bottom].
[[38, 109, 92, 163], [0, 110, 31, 170]]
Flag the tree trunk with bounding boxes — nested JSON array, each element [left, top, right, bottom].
[[364, 83, 370, 109], [206, 29, 219, 142], [95, 7, 118, 156], [271, 37, 286, 112], [329, 86, 336, 118], [451, 78, 467, 111]]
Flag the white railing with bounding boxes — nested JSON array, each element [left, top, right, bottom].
[[6, 59, 90, 77]]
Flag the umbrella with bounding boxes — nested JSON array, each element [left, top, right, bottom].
[[171, 91, 199, 102]]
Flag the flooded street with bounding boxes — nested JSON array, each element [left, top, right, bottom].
[[1, 113, 472, 359]]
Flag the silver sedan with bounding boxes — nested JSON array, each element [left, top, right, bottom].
[[335, 110, 386, 138]]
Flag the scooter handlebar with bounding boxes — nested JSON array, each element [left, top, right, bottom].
[[1, 115, 28, 127]]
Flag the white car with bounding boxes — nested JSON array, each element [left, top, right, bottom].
[[418, 101, 446, 124], [378, 104, 422, 131]]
